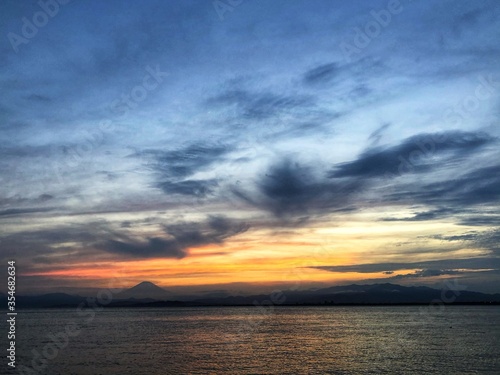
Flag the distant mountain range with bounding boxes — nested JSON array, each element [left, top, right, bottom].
[[2, 282, 500, 308], [192, 283, 500, 306]]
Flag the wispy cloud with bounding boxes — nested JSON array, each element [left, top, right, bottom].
[[329, 131, 496, 179], [136, 142, 233, 197], [232, 158, 365, 219], [303, 63, 340, 85], [310, 257, 500, 274], [208, 89, 315, 121]]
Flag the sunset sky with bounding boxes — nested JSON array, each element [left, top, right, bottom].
[[1, 0, 500, 295]]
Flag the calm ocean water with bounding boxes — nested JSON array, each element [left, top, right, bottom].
[[10, 306, 500, 374]]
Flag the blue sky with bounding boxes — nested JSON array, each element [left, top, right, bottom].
[[1, 0, 500, 294]]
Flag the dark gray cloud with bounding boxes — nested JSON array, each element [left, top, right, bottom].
[[303, 63, 340, 84], [329, 131, 496, 179], [232, 131, 497, 222], [259, 159, 324, 217], [101, 216, 248, 258], [374, 164, 500, 230], [0, 144, 56, 158], [0, 207, 55, 217], [430, 233, 481, 242], [418, 164, 500, 206], [387, 269, 464, 279], [0, 225, 100, 248], [324, 131, 499, 227], [208, 89, 315, 121], [0, 216, 249, 266], [144, 143, 231, 179], [157, 179, 219, 197], [458, 216, 500, 226], [310, 257, 500, 274], [451, 3, 497, 37], [380, 208, 459, 222], [241, 131, 497, 221], [368, 123, 391, 145], [138, 142, 231, 197], [233, 159, 365, 218], [103, 237, 187, 259], [431, 229, 500, 255], [301, 58, 386, 88], [0, 222, 111, 270], [25, 94, 52, 102], [381, 163, 500, 217]]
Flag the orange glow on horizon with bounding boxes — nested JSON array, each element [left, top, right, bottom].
[[19, 216, 481, 290]]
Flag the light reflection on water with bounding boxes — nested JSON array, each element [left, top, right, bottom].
[[13, 306, 500, 374]]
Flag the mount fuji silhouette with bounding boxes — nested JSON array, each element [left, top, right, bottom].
[[115, 281, 173, 301]]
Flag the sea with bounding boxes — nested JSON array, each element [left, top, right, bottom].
[[8, 306, 500, 374]]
